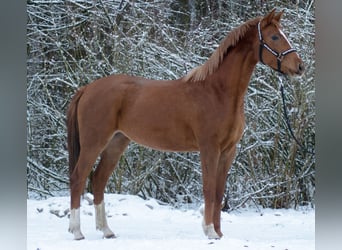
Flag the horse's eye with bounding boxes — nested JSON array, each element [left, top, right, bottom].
[[271, 35, 279, 41]]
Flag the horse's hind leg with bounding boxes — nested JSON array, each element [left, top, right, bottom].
[[92, 132, 130, 238], [69, 148, 101, 240]]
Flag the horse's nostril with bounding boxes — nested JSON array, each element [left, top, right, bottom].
[[298, 63, 305, 73]]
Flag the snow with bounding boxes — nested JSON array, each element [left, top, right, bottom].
[[27, 194, 314, 250]]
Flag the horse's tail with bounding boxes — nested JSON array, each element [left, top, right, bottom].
[[67, 86, 85, 177]]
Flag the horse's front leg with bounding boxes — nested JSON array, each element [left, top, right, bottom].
[[213, 145, 236, 238], [200, 146, 221, 239]]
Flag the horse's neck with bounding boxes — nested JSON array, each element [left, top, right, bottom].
[[215, 45, 257, 102]]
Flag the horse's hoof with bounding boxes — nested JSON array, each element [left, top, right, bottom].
[[69, 227, 85, 240], [100, 226, 116, 239], [208, 232, 221, 240], [104, 233, 116, 239], [75, 235, 85, 240], [73, 231, 85, 240]]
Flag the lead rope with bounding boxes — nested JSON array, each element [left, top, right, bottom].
[[222, 81, 314, 212], [279, 77, 315, 155]]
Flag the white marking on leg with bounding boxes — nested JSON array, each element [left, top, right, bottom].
[[69, 208, 85, 240], [201, 206, 221, 240], [95, 200, 115, 238], [202, 222, 220, 240]]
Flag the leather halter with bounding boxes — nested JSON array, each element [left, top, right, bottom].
[[257, 21, 297, 73]]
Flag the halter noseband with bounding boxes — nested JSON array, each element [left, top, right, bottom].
[[257, 21, 297, 73]]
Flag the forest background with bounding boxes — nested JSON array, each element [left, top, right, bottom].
[[27, 0, 315, 210]]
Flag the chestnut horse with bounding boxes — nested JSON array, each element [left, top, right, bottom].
[[67, 9, 304, 240]]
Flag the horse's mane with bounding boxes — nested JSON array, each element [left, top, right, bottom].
[[184, 17, 261, 82]]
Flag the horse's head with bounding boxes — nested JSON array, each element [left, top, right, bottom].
[[257, 9, 304, 76]]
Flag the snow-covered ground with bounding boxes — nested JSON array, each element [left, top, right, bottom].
[[27, 194, 314, 250]]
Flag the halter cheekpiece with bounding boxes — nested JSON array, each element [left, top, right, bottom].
[[257, 21, 297, 73]]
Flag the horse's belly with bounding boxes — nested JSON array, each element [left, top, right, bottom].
[[119, 125, 199, 152]]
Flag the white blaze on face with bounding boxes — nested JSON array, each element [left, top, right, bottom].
[[279, 28, 294, 48]]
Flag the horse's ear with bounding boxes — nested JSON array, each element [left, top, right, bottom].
[[263, 8, 276, 25], [274, 9, 284, 22]]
